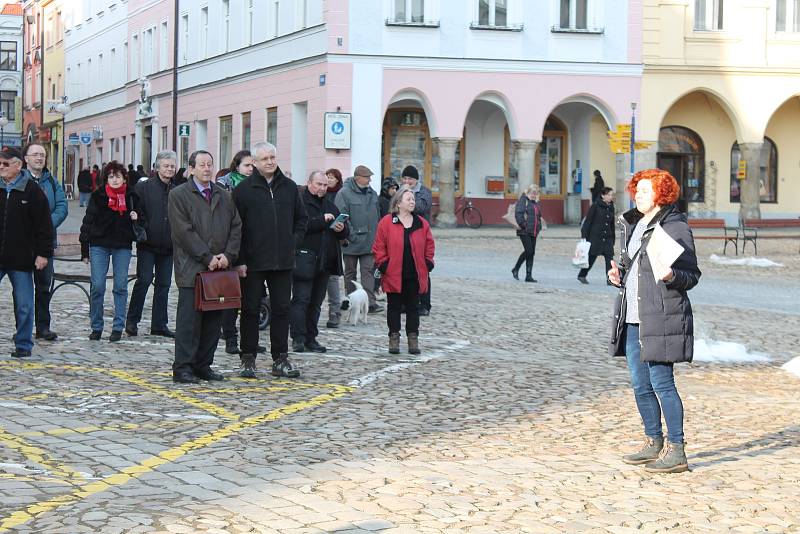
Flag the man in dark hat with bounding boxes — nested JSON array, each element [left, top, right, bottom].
[[401, 165, 433, 315], [0, 148, 54, 358]]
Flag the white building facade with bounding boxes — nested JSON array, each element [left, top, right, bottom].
[[0, 6, 23, 149]]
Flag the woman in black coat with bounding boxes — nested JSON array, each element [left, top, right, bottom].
[[590, 170, 605, 204], [511, 185, 543, 282], [577, 187, 615, 284], [79, 161, 138, 342], [608, 169, 700, 474]]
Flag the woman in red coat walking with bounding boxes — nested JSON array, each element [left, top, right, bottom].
[[372, 186, 435, 355]]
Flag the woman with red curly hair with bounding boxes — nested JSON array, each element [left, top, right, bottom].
[[608, 168, 701, 474]]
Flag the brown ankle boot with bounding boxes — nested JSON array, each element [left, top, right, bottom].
[[388, 332, 400, 354], [407, 332, 420, 355]]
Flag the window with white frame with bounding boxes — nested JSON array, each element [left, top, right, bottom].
[[86, 59, 91, 95], [273, 0, 280, 37], [560, 0, 588, 30], [122, 42, 128, 81], [97, 54, 102, 92], [223, 0, 230, 51], [298, 0, 308, 29], [110, 48, 116, 86], [200, 7, 209, 57], [776, 0, 800, 31], [25, 74, 32, 106], [35, 71, 41, 103], [478, 0, 507, 26], [694, 0, 723, 30], [160, 22, 168, 70], [143, 27, 154, 74], [180, 14, 188, 64], [247, 0, 255, 44], [393, 0, 425, 23], [131, 33, 139, 79]]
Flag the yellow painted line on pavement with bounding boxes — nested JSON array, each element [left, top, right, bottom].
[[0, 427, 86, 482], [0, 384, 352, 533], [105, 369, 239, 421]]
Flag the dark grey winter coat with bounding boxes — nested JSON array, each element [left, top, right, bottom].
[[609, 205, 701, 363], [581, 199, 615, 256]]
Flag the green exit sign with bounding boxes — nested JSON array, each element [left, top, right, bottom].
[[178, 124, 190, 137]]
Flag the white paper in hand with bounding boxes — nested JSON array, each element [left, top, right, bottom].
[[646, 223, 685, 282]]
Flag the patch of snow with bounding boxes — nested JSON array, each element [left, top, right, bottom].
[[709, 254, 783, 268], [781, 357, 800, 379], [693, 339, 771, 363]]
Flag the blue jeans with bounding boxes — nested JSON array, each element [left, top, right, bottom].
[[126, 249, 173, 331], [625, 323, 685, 444], [79, 191, 91, 206], [89, 246, 132, 332], [1, 269, 34, 351]]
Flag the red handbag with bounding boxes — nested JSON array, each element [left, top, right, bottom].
[[194, 270, 241, 311]]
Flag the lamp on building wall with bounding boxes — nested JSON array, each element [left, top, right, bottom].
[[53, 97, 72, 189], [0, 114, 8, 148]]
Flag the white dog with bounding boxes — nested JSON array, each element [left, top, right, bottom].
[[343, 281, 369, 326]]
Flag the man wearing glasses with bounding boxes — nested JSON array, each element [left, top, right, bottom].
[[125, 150, 180, 338], [0, 148, 54, 358], [21, 144, 68, 341]]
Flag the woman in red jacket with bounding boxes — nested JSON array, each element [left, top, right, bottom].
[[372, 186, 435, 355]]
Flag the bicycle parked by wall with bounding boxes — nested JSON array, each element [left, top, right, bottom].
[[431, 197, 483, 229]]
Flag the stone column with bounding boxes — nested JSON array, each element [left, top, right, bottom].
[[152, 116, 161, 167], [738, 142, 763, 221], [514, 140, 538, 193], [434, 137, 461, 228]]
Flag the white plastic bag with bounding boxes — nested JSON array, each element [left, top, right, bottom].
[[572, 239, 591, 268]]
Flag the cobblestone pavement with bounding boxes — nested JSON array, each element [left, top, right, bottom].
[[1, 221, 799, 533]]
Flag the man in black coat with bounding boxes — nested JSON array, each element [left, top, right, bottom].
[[577, 187, 615, 284], [0, 148, 54, 358], [125, 150, 180, 338], [289, 171, 348, 353], [232, 142, 308, 379]]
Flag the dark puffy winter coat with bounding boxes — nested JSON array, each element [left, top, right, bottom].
[[79, 187, 138, 259], [77, 169, 93, 193], [609, 205, 701, 363], [231, 167, 308, 271], [134, 176, 180, 255], [515, 196, 542, 237], [298, 187, 349, 276], [0, 175, 54, 271], [581, 199, 615, 256]]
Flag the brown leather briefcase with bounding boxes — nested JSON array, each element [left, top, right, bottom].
[[194, 270, 241, 311]]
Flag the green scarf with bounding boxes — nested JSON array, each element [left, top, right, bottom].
[[229, 171, 247, 188]]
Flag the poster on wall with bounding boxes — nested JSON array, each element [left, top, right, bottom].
[[324, 112, 351, 150], [546, 137, 561, 193]]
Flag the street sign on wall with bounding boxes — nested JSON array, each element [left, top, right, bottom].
[[79, 132, 93, 145], [324, 112, 351, 150], [68, 133, 80, 145], [178, 124, 190, 137]]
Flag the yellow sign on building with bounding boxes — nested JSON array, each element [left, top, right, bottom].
[[737, 159, 747, 180]]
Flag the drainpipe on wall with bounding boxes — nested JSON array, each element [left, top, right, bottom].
[[171, 0, 179, 152]]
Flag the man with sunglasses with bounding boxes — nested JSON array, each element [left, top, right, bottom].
[[21, 143, 68, 341], [0, 148, 54, 358]]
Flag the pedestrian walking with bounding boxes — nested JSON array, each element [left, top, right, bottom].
[[324, 168, 345, 328], [232, 142, 307, 379], [335, 165, 383, 314], [608, 168, 700, 474], [372, 186, 435, 355], [216, 150, 257, 354], [400, 165, 433, 315], [77, 167, 93, 206], [169, 150, 242, 383], [590, 169, 605, 204], [79, 161, 139, 342], [577, 187, 615, 284], [21, 143, 67, 342], [125, 150, 180, 339], [511, 184, 543, 283], [127, 164, 140, 183], [0, 147, 54, 358], [290, 171, 348, 353]]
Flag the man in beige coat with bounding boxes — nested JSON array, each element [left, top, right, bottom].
[[169, 150, 242, 383]]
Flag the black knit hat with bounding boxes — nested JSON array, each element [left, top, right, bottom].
[[401, 165, 419, 181], [0, 147, 23, 161]]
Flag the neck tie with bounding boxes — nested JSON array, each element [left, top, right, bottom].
[[203, 188, 212, 204]]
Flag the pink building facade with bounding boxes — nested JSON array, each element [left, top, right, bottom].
[[64, 0, 642, 224]]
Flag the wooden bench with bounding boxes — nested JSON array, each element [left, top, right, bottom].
[[688, 218, 739, 255], [741, 218, 800, 255]]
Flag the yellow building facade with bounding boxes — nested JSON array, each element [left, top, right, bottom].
[[639, 0, 800, 222], [40, 0, 65, 187]]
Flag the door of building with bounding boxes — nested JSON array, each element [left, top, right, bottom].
[[142, 124, 153, 170], [657, 153, 688, 212]]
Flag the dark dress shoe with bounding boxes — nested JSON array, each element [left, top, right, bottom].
[[225, 337, 239, 354], [125, 325, 138, 337], [10, 349, 32, 358], [109, 331, 122, 342], [305, 340, 327, 353], [257, 345, 267, 354], [35, 329, 58, 341], [150, 328, 175, 338], [195, 369, 225, 381], [525, 277, 537, 283], [89, 331, 102, 341], [417, 308, 430, 317], [326, 320, 339, 329], [172, 371, 200, 384], [292, 339, 306, 353], [272, 357, 300, 378]]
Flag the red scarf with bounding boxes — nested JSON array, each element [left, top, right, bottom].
[[106, 183, 128, 215]]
